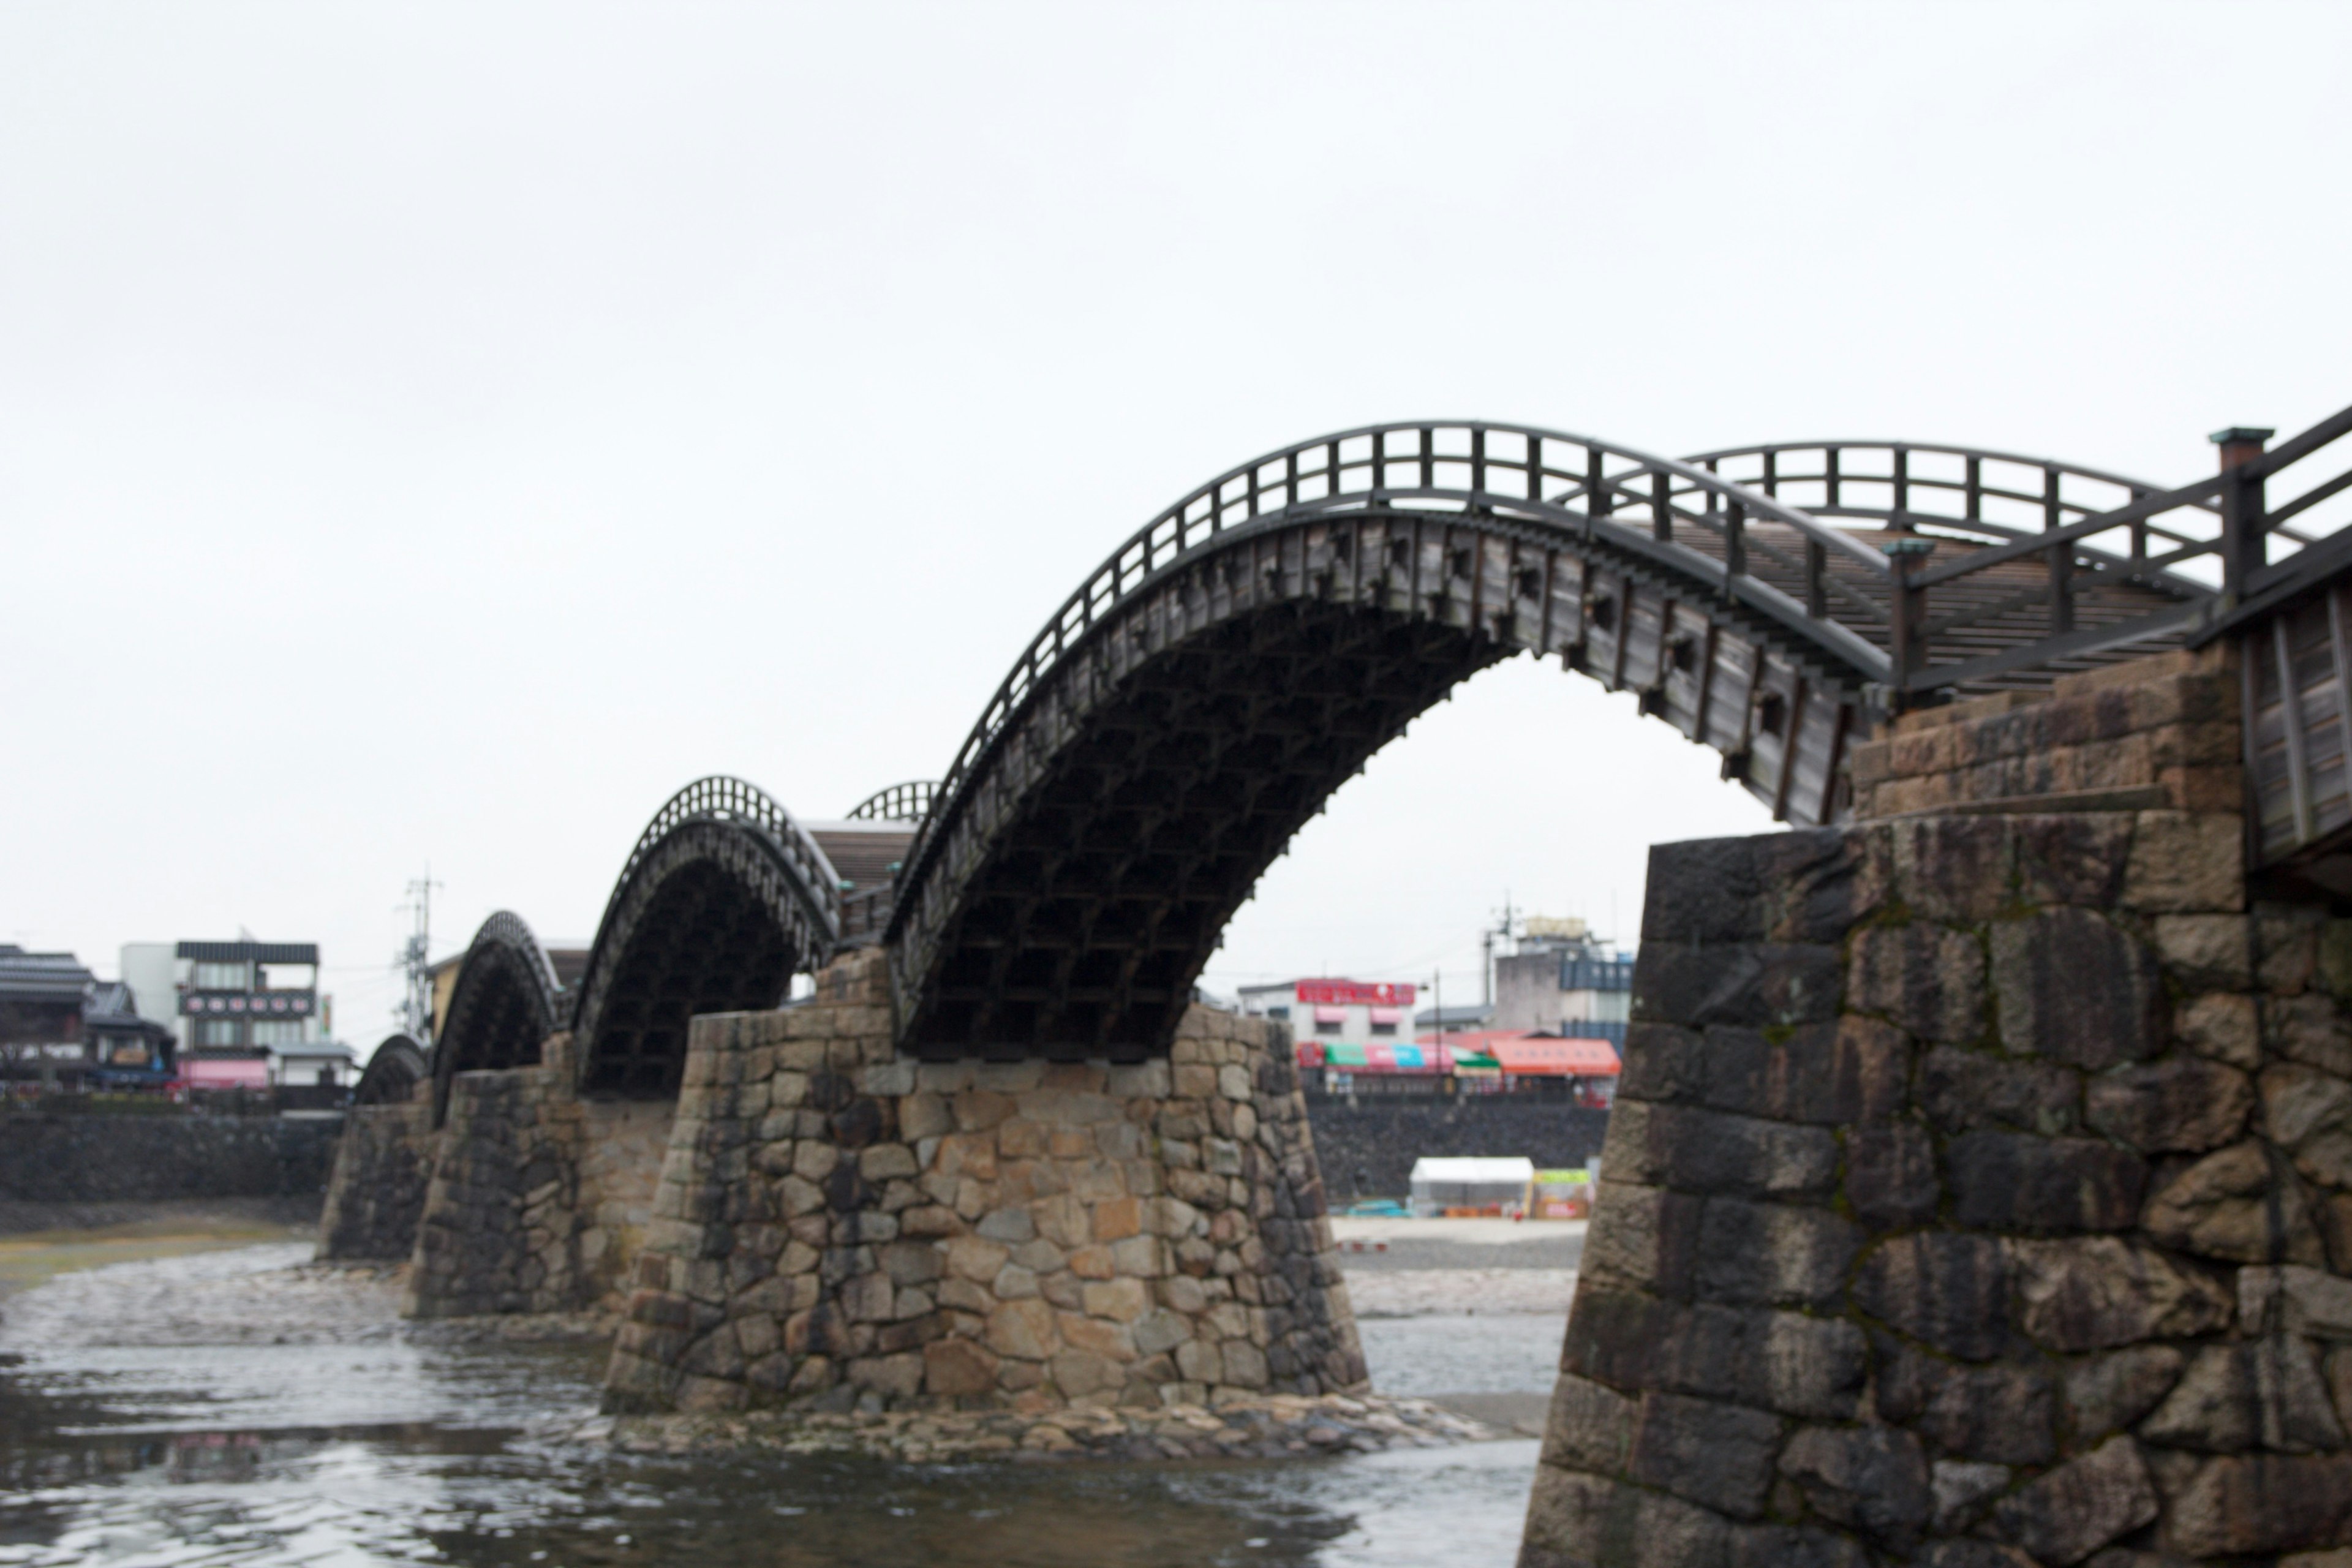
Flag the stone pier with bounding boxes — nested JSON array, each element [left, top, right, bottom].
[[603, 951, 1366, 1414], [1525, 644, 2352, 1565]]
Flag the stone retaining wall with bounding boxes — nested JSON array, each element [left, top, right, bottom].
[[393, 1035, 674, 1318], [1848, 646, 2240, 821], [317, 1101, 434, 1261], [0, 1110, 342, 1203], [603, 949, 1366, 1415], [1521, 807, 2352, 1566]]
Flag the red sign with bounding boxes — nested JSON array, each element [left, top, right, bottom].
[[1294, 979, 1417, 1007]]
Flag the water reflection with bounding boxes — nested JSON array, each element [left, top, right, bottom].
[[0, 1245, 1538, 1567]]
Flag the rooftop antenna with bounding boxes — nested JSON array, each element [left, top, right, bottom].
[[395, 870, 441, 1044], [1482, 890, 1517, 1008]]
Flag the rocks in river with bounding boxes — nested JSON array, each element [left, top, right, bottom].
[[598, 1390, 1496, 1463]]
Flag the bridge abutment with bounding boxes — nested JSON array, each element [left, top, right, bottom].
[[602, 949, 1366, 1415], [1526, 650, 2352, 1563]]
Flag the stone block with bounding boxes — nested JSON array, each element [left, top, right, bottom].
[[2012, 1236, 2233, 1351], [922, 1336, 1000, 1396], [1693, 1198, 1860, 1308], [1632, 942, 1844, 1028], [2013, 812, 2136, 908], [1947, 1131, 2146, 1233], [1850, 922, 1986, 1042], [1779, 1423, 1931, 1549], [984, 1297, 1059, 1360], [1519, 1466, 1732, 1568], [1081, 1277, 1148, 1323], [2240, 1266, 2352, 1340], [1624, 1390, 1784, 1520], [1991, 1436, 2158, 1565], [2124, 811, 2245, 913], [1879, 1344, 2057, 1465], [1918, 1046, 2082, 1136], [1562, 1291, 1868, 1421], [1855, 1232, 2011, 1360], [2271, 994, 2352, 1082], [2164, 1453, 2352, 1556], [1537, 1372, 1636, 1476], [2141, 1336, 2344, 1453], [859, 1142, 919, 1182], [2268, 1066, 2352, 1191], [2143, 1141, 2323, 1265], [1992, 908, 2163, 1068], [1687, 1017, 1908, 1126], [2086, 1057, 2253, 1153], [1599, 1101, 1838, 1199], [2066, 1344, 2185, 1445], [1580, 1181, 1702, 1298], [2154, 914, 2253, 989], [1847, 1123, 1941, 1229]]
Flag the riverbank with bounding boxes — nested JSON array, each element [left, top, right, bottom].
[[0, 1198, 320, 1305]]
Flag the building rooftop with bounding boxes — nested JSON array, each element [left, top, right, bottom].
[[176, 941, 319, 965], [0, 946, 97, 1002]]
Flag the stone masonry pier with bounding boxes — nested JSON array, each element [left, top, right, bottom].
[[604, 951, 1365, 1413], [1524, 643, 2352, 1565]]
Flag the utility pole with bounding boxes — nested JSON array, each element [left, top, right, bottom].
[[395, 871, 440, 1045], [1482, 891, 1517, 1008]]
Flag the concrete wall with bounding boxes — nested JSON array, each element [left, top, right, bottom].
[[0, 1111, 341, 1202], [1521, 800, 2352, 1566], [604, 949, 1366, 1415], [1306, 1095, 1610, 1202]]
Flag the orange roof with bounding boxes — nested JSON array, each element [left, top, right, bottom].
[[1488, 1036, 1621, 1076]]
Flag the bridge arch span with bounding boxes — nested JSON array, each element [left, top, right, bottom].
[[431, 912, 565, 1125], [354, 1032, 428, 1107], [570, 777, 842, 1098], [886, 421, 2196, 1061]]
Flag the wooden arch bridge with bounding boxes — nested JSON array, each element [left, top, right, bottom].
[[385, 401, 2352, 1095]]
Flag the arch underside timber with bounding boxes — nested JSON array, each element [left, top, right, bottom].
[[889, 505, 1871, 1060], [570, 821, 832, 1097], [355, 1033, 428, 1107], [432, 913, 564, 1125]]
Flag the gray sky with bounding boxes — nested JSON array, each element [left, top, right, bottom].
[[6, 3, 2347, 1039]]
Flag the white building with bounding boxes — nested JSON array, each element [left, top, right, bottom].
[[1237, 978, 1418, 1050]]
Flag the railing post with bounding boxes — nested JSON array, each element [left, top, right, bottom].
[[1883, 537, 1936, 709], [1724, 500, 1746, 579], [2212, 425, 2275, 606], [2044, 466, 2075, 635], [1652, 470, 1672, 543]]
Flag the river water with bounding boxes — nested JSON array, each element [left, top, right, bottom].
[[0, 1244, 1564, 1567]]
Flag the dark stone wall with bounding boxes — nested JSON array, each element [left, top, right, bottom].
[[317, 1102, 434, 1262], [1521, 804, 2352, 1567], [1304, 1095, 1610, 1203], [0, 1112, 342, 1202]]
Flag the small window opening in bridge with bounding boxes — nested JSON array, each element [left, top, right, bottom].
[[1756, 693, 1787, 737], [1515, 567, 1542, 600], [788, 973, 815, 1002], [1589, 595, 1616, 633], [1449, 547, 1473, 579], [1388, 538, 1413, 569], [1671, 636, 1698, 674]]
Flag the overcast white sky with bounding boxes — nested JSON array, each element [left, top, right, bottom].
[[6, 3, 2348, 1039]]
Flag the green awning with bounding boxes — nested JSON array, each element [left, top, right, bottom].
[[1450, 1053, 1501, 1070]]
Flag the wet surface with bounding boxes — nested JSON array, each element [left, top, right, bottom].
[[0, 1244, 1548, 1567]]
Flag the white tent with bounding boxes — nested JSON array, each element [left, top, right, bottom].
[[1408, 1156, 1536, 1216]]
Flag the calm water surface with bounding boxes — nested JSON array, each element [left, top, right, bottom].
[[0, 1245, 1550, 1567]]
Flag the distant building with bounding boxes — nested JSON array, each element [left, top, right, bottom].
[[0, 946, 99, 1089], [1237, 978, 1419, 1051], [1490, 916, 1634, 1047], [166, 940, 324, 1090], [0, 947, 175, 1090]]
